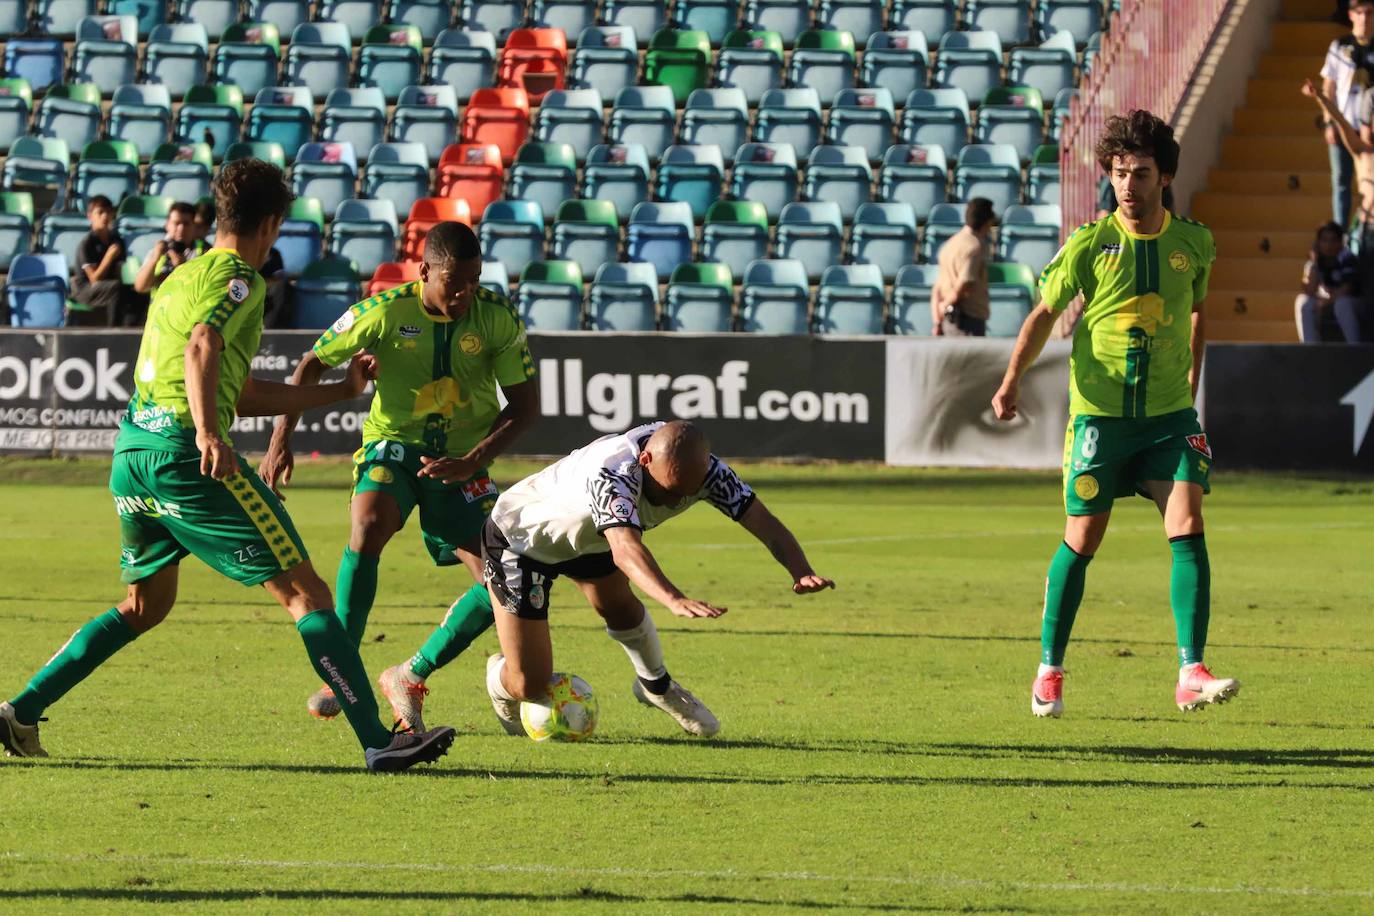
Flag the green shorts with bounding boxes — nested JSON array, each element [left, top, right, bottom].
[[111, 449, 309, 586], [1062, 408, 1213, 516], [351, 439, 499, 566]]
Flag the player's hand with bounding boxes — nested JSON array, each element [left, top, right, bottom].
[[991, 382, 1019, 421], [417, 454, 481, 485], [1302, 77, 1319, 99], [196, 432, 238, 480], [792, 574, 835, 594], [260, 445, 294, 498], [342, 354, 379, 398], [668, 597, 727, 619]]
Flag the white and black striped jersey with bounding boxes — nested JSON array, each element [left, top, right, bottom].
[[489, 422, 756, 565]]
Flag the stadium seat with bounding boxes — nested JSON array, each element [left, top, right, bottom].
[[569, 26, 639, 101], [753, 88, 823, 163], [292, 142, 359, 219], [900, 88, 971, 157], [878, 144, 949, 219], [655, 144, 725, 221], [321, 88, 388, 163], [213, 22, 281, 99], [248, 0, 311, 35], [976, 86, 1045, 163], [815, 263, 885, 335], [436, 143, 504, 219], [997, 204, 1062, 277], [742, 0, 808, 47], [728, 141, 799, 222], [803, 145, 872, 221], [497, 28, 568, 103], [73, 140, 140, 209], [461, 87, 531, 164], [987, 261, 1036, 336], [143, 23, 208, 98], [73, 15, 139, 96], [6, 253, 68, 327], [645, 28, 712, 104], [401, 197, 472, 261], [114, 0, 167, 39], [106, 84, 172, 159], [225, 141, 287, 172], [35, 83, 101, 154], [848, 201, 918, 281], [1037, 0, 1103, 46], [388, 0, 452, 42], [701, 199, 770, 281], [3, 40, 66, 93], [284, 23, 352, 101], [607, 86, 677, 160], [1026, 143, 1060, 205], [551, 199, 620, 280], [479, 199, 545, 280], [329, 199, 399, 278], [176, 83, 243, 161], [534, 89, 605, 163], [294, 257, 362, 329], [933, 30, 1004, 104], [820, 1, 884, 48], [429, 29, 498, 102], [788, 29, 857, 107], [581, 143, 652, 222], [0, 79, 34, 153], [670, 0, 736, 47], [147, 141, 213, 201], [315, 0, 384, 43], [891, 0, 956, 36], [362, 141, 429, 219], [248, 87, 314, 162], [626, 201, 694, 279], [954, 143, 1022, 214], [368, 260, 422, 296], [826, 88, 896, 164], [1009, 31, 1077, 103], [516, 260, 584, 330], [589, 261, 659, 331], [1049, 88, 1076, 144], [359, 25, 424, 102], [3, 137, 70, 212], [480, 258, 510, 297], [0, 2, 24, 36], [391, 85, 460, 163], [664, 262, 734, 332], [533, 0, 597, 46], [116, 193, 171, 262], [966, 0, 1033, 47], [920, 201, 965, 262], [276, 198, 326, 276], [716, 29, 784, 106], [680, 89, 750, 165], [38, 211, 93, 274], [603, 0, 668, 44], [775, 201, 844, 282], [861, 31, 929, 106], [507, 142, 579, 224], [739, 258, 809, 333], [459, 0, 525, 43], [889, 263, 940, 334], [174, 0, 237, 40], [0, 192, 35, 271], [35, 0, 97, 38]]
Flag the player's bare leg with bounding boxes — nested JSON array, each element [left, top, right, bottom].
[[575, 572, 720, 737], [484, 583, 553, 734], [1033, 511, 1112, 718]]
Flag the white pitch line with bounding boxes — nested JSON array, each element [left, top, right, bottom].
[[2, 852, 1371, 901]]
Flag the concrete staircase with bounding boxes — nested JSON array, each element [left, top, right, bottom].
[[1189, 0, 1344, 342]]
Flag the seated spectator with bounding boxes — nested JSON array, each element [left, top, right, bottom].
[[133, 202, 207, 295], [67, 195, 134, 327], [192, 199, 215, 246], [261, 246, 293, 328], [1296, 221, 1370, 341], [931, 198, 995, 337]]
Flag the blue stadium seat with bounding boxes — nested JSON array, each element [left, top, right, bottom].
[[362, 141, 430, 218], [315, 0, 382, 42], [0, 2, 24, 36], [248, 0, 312, 35], [815, 263, 885, 334], [293, 142, 359, 218], [507, 142, 579, 224], [608, 86, 677, 160], [4, 40, 66, 93], [35, 86, 101, 155], [143, 23, 208, 98], [729, 141, 799, 222], [1009, 31, 1078, 103], [212, 26, 280, 99], [35, 0, 97, 38], [655, 144, 725, 221], [479, 259, 510, 297], [581, 143, 652, 222], [569, 26, 639, 101], [358, 25, 423, 101], [321, 89, 388, 162], [248, 87, 315, 162], [861, 31, 929, 105], [0, 193, 36, 272], [753, 88, 822, 163], [293, 259, 362, 329], [775, 201, 844, 282], [388, 0, 452, 42], [997, 204, 1062, 277], [73, 15, 139, 96], [889, 263, 940, 334], [146, 141, 212, 201], [664, 262, 735, 332], [428, 29, 497, 102], [680, 88, 749, 164], [534, 89, 605, 163], [516, 260, 585, 331], [534, 0, 598, 46], [117, 201, 169, 264], [626, 201, 694, 279], [479, 200, 546, 280], [174, 0, 238, 40], [603, 0, 668, 45], [891, 0, 956, 38], [920, 201, 965, 262], [819, 1, 883, 48], [954, 143, 1022, 214], [176, 85, 242, 161], [284, 23, 352, 101], [900, 88, 970, 156], [0, 80, 34, 154], [329, 199, 399, 278], [700, 199, 770, 282], [1037, 0, 1103, 47], [6, 253, 68, 327], [848, 201, 918, 281], [742, 0, 808, 47], [740, 258, 809, 333], [934, 31, 1004, 104], [1027, 144, 1060, 204], [108, 0, 165, 35], [277, 200, 326, 276], [38, 212, 93, 272], [460, 0, 525, 42], [826, 88, 895, 163], [3, 139, 70, 213], [551, 198, 621, 280], [803, 145, 872, 221], [1050, 87, 1076, 143], [589, 261, 659, 331], [391, 85, 460, 159], [787, 29, 857, 107], [671, 0, 737, 47], [717, 29, 785, 105], [74, 141, 141, 209], [878, 144, 949, 219], [988, 272, 1034, 336], [966, 0, 1033, 47]]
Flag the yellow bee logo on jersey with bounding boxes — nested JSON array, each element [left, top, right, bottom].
[[1114, 292, 1174, 334], [1168, 250, 1191, 273], [412, 377, 471, 417], [459, 333, 483, 356]]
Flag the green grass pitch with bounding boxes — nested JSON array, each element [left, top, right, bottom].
[[1, 458, 1372, 913]]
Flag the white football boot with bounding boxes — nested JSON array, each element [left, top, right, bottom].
[[486, 654, 526, 736], [632, 679, 720, 737], [0, 701, 48, 758], [1176, 663, 1241, 712], [378, 665, 429, 733]]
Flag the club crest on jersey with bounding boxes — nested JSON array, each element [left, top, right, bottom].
[[460, 333, 483, 356], [1074, 475, 1100, 500], [460, 475, 499, 503], [1186, 433, 1212, 459], [227, 277, 250, 303], [1169, 250, 1191, 273], [332, 309, 356, 333], [1099, 243, 1122, 256], [398, 324, 421, 338]]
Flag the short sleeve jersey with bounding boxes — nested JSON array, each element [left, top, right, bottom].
[[1040, 210, 1216, 419], [116, 248, 265, 453], [78, 230, 125, 273], [490, 421, 757, 565], [311, 281, 535, 457]]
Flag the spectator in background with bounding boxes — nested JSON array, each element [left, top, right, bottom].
[[260, 245, 292, 328], [192, 199, 215, 245], [930, 198, 995, 337], [133, 201, 206, 296], [1297, 222, 1370, 341], [1320, 0, 1374, 227], [67, 195, 131, 327]]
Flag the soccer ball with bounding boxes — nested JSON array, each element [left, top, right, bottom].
[[520, 673, 599, 742]]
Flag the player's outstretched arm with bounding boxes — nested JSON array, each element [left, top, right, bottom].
[[185, 322, 236, 480], [259, 350, 330, 495], [603, 526, 727, 619], [237, 354, 376, 417], [991, 302, 1058, 420], [417, 380, 540, 484], [738, 499, 835, 594]]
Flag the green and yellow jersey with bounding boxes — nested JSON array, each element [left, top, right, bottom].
[[312, 281, 535, 457], [1040, 210, 1215, 418], [117, 248, 265, 454]]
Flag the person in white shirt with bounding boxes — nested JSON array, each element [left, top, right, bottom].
[[1321, 0, 1374, 225]]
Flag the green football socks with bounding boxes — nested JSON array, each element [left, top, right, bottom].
[[408, 583, 495, 679], [10, 608, 137, 725], [1040, 541, 1093, 666], [296, 609, 392, 750], [335, 547, 380, 647], [1169, 534, 1210, 667]]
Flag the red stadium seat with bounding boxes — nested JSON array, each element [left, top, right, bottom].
[[401, 196, 473, 261], [496, 28, 568, 102], [368, 260, 422, 295], [436, 142, 505, 219], [460, 87, 531, 164]]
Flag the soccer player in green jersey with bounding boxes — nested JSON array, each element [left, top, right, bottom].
[[262, 222, 539, 731], [0, 160, 456, 772], [991, 111, 1240, 717]]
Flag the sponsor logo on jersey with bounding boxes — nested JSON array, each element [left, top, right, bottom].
[[609, 496, 635, 520], [368, 465, 394, 484], [460, 333, 483, 356], [113, 494, 183, 518], [460, 474, 499, 503], [1168, 250, 1191, 273], [1074, 475, 1100, 500], [1099, 243, 1122, 256], [1185, 433, 1212, 459], [399, 324, 421, 338], [227, 277, 250, 303], [332, 309, 356, 334]]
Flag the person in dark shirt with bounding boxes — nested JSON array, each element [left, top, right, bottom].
[[260, 245, 293, 328], [67, 195, 134, 327], [1296, 221, 1369, 341]]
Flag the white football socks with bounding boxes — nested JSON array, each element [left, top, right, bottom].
[[607, 612, 668, 682], [487, 655, 519, 702], [1037, 664, 1064, 678]]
